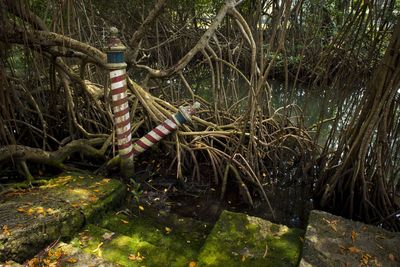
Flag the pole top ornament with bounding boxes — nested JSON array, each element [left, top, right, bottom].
[[106, 27, 126, 52]]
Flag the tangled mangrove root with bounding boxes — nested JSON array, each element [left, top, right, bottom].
[[0, 0, 347, 224]]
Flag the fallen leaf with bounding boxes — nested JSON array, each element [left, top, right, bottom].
[[165, 226, 172, 234], [47, 208, 55, 214], [36, 207, 45, 214], [361, 253, 371, 265], [2, 225, 10, 236], [54, 249, 63, 259], [241, 255, 246, 262], [66, 257, 78, 263], [138, 205, 144, 211], [348, 246, 361, 254], [92, 242, 103, 253], [27, 257, 39, 267], [42, 258, 55, 267], [129, 252, 145, 261], [322, 218, 338, 232], [27, 208, 34, 215], [188, 261, 197, 267], [339, 244, 346, 254], [263, 243, 268, 258], [129, 254, 137, 260], [388, 253, 395, 261], [17, 207, 25, 213], [351, 230, 357, 243], [89, 196, 98, 202], [102, 232, 115, 240], [121, 219, 129, 224], [102, 178, 111, 183]]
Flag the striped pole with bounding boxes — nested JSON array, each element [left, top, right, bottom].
[[106, 27, 134, 178], [132, 102, 200, 156]]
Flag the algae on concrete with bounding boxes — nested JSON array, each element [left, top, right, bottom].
[[197, 210, 304, 267], [71, 221, 198, 267], [39, 242, 116, 267], [0, 171, 125, 263]]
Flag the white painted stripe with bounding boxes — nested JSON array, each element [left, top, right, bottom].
[[110, 69, 125, 78], [115, 112, 130, 124], [156, 125, 170, 135], [113, 102, 129, 113], [119, 146, 132, 156], [133, 143, 146, 153], [111, 80, 126, 90], [116, 123, 131, 135], [165, 119, 178, 130], [141, 137, 153, 147], [117, 132, 131, 146], [112, 91, 127, 102], [148, 130, 163, 141]]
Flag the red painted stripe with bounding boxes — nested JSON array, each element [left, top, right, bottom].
[[112, 96, 128, 107], [162, 121, 175, 132], [116, 118, 130, 128], [114, 106, 130, 118], [121, 149, 134, 159], [136, 139, 150, 150], [111, 86, 126, 95], [116, 129, 131, 140], [111, 75, 125, 83], [153, 127, 166, 138], [119, 141, 132, 150], [145, 133, 158, 143]]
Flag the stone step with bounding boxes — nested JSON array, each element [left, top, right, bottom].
[[0, 171, 126, 263], [197, 210, 305, 266], [299, 210, 400, 267], [28, 242, 116, 267]]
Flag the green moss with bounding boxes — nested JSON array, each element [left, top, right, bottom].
[[101, 212, 202, 265], [197, 210, 304, 267], [72, 222, 198, 267]]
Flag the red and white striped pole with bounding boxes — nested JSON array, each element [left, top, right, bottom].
[[106, 27, 134, 178], [132, 102, 200, 156]]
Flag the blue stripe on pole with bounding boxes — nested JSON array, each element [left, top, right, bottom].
[[107, 52, 124, 63], [174, 112, 187, 125]]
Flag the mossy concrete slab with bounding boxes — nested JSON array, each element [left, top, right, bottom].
[[71, 212, 201, 267], [35, 242, 116, 267], [299, 210, 400, 267], [129, 202, 211, 248], [197, 210, 304, 266], [0, 172, 125, 263]]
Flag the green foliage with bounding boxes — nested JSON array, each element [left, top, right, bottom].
[[129, 178, 143, 203]]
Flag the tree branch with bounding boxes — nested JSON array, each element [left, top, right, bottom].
[[135, 0, 239, 78], [0, 25, 106, 66]]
